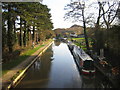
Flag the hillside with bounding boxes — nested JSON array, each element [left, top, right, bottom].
[[54, 24, 84, 35], [66, 24, 83, 34]]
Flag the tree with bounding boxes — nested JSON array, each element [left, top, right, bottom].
[[64, 0, 90, 51], [7, 4, 14, 52], [88, 0, 119, 54], [100, 1, 119, 29], [116, 1, 120, 24], [93, 1, 103, 53], [2, 2, 53, 53], [2, 9, 8, 51]]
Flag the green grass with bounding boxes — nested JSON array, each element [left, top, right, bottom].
[[69, 37, 93, 51], [2, 45, 44, 76], [22, 45, 44, 56], [72, 37, 85, 40], [71, 37, 92, 41], [72, 38, 85, 42], [70, 37, 87, 51], [75, 42, 87, 50]]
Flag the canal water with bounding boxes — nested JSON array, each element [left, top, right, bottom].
[[15, 41, 113, 88], [16, 41, 82, 88]]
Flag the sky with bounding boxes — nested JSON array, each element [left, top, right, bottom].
[[42, 0, 80, 29], [42, 0, 119, 29]]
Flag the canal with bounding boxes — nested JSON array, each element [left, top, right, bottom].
[[15, 41, 113, 88]]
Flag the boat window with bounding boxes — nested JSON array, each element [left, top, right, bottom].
[[83, 60, 94, 70]]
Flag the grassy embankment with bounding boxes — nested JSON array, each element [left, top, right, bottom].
[[68, 37, 92, 51], [2, 39, 52, 77]]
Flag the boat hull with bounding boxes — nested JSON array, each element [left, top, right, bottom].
[[72, 46, 95, 75]]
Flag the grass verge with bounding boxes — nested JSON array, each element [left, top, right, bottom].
[[2, 45, 44, 76], [70, 37, 93, 51], [2, 40, 52, 77], [69, 37, 87, 51]]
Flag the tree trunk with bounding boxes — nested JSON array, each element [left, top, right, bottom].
[[82, 9, 90, 51], [32, 25, 35, 42], [23, 21, 27, 47], [7, 4, 13, 53], [29, 29, 32, 46], [94, 1, 102, 54], [13, 19, 17, 43], [23, 30, 26, 47], [19, 17, 23, 47]]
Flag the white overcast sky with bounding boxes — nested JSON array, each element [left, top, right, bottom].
[[42, 0, 119, 29], [42, 0, 81, 29]]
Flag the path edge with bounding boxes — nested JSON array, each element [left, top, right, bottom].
[[6, 41, 53, 90]]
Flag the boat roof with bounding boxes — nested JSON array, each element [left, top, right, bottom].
[[74, 45, 94, 61], [68, 41, 75, 45]]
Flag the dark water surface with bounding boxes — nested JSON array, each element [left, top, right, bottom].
[[16, 42, 82, 88], [16, 41, 113, 88]]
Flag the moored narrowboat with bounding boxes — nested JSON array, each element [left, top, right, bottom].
[[72, 45, 95, 74]]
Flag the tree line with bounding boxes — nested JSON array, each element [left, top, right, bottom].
[[89, 1, 120, 66], [2, 2, 55, 62], [64, 0, 120, 66]]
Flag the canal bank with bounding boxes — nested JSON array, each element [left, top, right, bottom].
[[93, 57, 119, 88], [67, 41, 119, 88], [14, 41, 114, 88], [2, 40, 53, 89], [15, 41, 83, 88]]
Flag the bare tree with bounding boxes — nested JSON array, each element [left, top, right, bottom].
[[64, 0, 91, 51], [99, 1, 119, 29], [90, 0, 120, 55], [116, 1, 120, 24]]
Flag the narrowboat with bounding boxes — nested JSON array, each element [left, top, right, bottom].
[[72, 45, 95, 74], [67, 41, 75, 51]]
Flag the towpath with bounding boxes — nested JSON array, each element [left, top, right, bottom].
[[1, 41, 53, 89]]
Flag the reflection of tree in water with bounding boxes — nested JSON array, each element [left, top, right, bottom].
[[33, 46, 53, 71], [39, 45, 53, 77], [82, 75, 95, 88], [33, 45, 54, 87], [33, 60, 41, 70], [16, 46, 54, 88], [54, 40, 61, 46], [81, 71, 113, 88]]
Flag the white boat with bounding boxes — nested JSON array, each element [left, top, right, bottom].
[[67, 40, 75, 50], [72, 45, 95, 74]]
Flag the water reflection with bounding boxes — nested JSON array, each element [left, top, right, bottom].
[[16, 42, 82, 88], [47, 42, 82, 88], [16, 46, 53, 88], [81, 69, 113, 88], [33, 60, 41, 70], [54, 40, 61, 46], [16, 41, 113, 88], [82, 75, 95, 88]]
